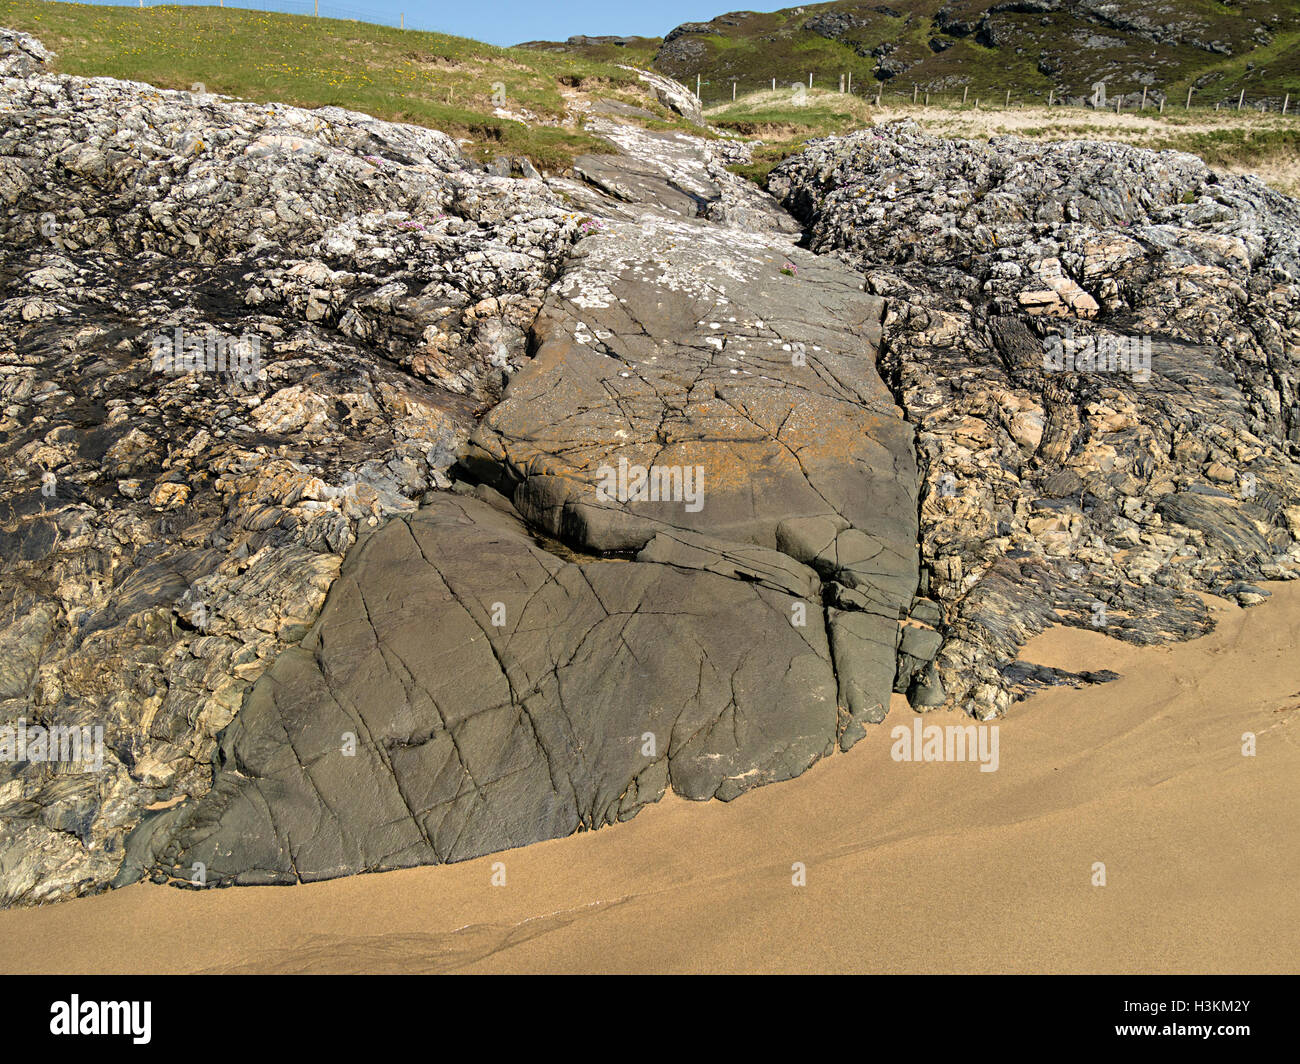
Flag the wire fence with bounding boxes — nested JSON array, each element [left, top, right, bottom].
[[100, 4, 1300, 115], [694, 76, 1296, 115]]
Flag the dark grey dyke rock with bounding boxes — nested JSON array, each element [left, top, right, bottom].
[[118, 492, 843, 886], [121, 136, 933, 885]]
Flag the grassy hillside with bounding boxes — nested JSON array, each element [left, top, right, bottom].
[[517, 33, 661, 69], [527, 0, 1300, 110], [0, 0, 690, 169]]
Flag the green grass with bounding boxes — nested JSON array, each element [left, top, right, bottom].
[[528, 0, 1300, 108], [7, 1, 1297, 196], [0, 0, 692, 170], [1149, 126, 1300, 171], [706, 88, 876, 183]]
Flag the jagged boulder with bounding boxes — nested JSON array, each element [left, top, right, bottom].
[[622, 66, 704, 125], [0, 29, 52, 77]]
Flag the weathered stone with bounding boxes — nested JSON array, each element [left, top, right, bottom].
[[0, 42, 594, 904], [770, 122, 1300, 718], [118, 493, 843, 886]]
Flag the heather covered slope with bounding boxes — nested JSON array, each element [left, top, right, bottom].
[[525, 0, 1300, 107]]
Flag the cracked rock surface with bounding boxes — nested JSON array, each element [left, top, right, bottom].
[[2, 37, 941, 900], [770, 123, 1300, 718], [116, 491, 845, 886], [0, 40, 586, 903], [118, 101, 938, 890]]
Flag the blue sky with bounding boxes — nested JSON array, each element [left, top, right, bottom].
[[88, 1, 790, 47]]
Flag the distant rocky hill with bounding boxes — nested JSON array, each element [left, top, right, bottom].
[[521, 0, 1300, 106]]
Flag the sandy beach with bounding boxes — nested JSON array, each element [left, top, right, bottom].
[[0, 582, 1296, 974]]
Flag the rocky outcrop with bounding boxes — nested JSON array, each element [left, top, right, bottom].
[[569, 117, 798, 233], [117, 108, 939, 891], [10, 27, 1295, 903], [769, 124, 1300, 718], [0, 29, 51, 78], [0, 50, 588, 904], [2, 45, 943, 900], [622, 66, 704, 125]]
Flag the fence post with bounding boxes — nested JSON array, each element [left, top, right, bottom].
[[732, 79, 737, 100], [962, 86, 968, 105], [1186, 86, 1193, 109], [1005, 89, 1010, 107], [1159, 97, 1165, 113], [1048, 89, 1053, 107], [1238, 89, 1245, 110], [772, 77, 776, 91], [400, 13, 404, 29], [847, 72, 852, 94], [696, 74, 701, 100], [1284, 93, 1290, 115], [808, 73, 813, 88], [839, 73, 845, 93], [1141, 86, 1147, 109]]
